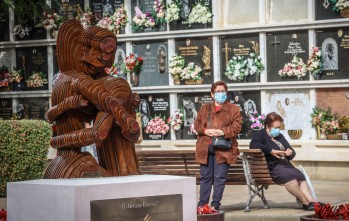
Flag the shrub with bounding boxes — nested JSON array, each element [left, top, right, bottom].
[[0, 120, 51, 197]]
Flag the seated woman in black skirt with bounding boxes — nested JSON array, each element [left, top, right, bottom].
[[249, 112, 318, 211]]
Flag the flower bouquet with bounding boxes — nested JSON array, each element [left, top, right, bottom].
[[197, 204, 224, 221], [9, 68, 24, 91], [197, 204, 218, 215], [278, 55, 307, 80], [145, 116, 170, 136], [301, 202, 349, 220], [165, 0, 181, 22], [246, 53, 265, 77], [168, 110, 184, 131], [26, 71, 48, 89], [39, 10, 63, 38], [187, 2, 213, 27], [80, 9, 96, 29], [311, 106, 340, 139], [123, 53, 143, 86], [112, 6, 129, 33], [225, 56, 248, 81], [307, 47, 323, 79], [248, 111, 265, 131], [330, 0, 349, 17], [169, 55, 185, 85], [132, 6, 156, 32], [153, 0, 166, 25], [180, 62, 203, 84], [13, 24, 31, 39], [0, 66, 10, 91]]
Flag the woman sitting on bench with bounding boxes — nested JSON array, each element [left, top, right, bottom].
[[249, 112, 318, 211]]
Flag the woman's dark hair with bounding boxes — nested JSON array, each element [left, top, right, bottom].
[[264, 112, 284, 127], [211, 81, 228, 93]]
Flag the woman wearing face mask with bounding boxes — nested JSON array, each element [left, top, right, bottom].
[[194, 81, 242, 210], [249, 112, 318, 211]]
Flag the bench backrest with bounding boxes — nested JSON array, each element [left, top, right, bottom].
[[136, 149, 274, 186]]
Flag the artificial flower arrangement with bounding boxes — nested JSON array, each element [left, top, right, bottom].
[[197, 204, 218, 215], [311, 106, 341, 136], [248, 111, 266, 131], [278, 55, 307, 80], [153, 0, 166, 25], [313, 202, 349, 220], [165, 0, 181, 22], [80, 9, 96, 29], [0, 66, 10, 88], [167, 110, 184, 131], [169, 54, 185, 82], [180, 62, 203, 81], [330, 0, 349, 17], [132, 7, 156, 32], [187, 2, 213, 27], [13, 24, 31, 38], [26, 71, 48, 88], [40, 10, 63, 31], [9, 68, 23, 84], [122, 53, 143, 74], [97, 7, 128, 33], [104, 64, 118, 77], [225, 55, 247, 81], [145, 116, 170, 135], [306, 47, 323, 77]]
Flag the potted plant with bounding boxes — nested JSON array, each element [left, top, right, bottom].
[[300, 202, 349, 220], [0, 66, 10, 92], [168, 109, 184, 139], [279, 55, 307, 80], [145, 115, 170, 139], [9, 68, 24, 91], [197, 204, 224, 221], [169, 55, 185, 85], [122, 53, 143, 86], [26, 71, 48, 90], [180, 62, 203, 85], [307, 47, 323, 80]]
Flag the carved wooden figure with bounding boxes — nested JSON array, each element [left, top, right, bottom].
[[44, 20, 140, 178]]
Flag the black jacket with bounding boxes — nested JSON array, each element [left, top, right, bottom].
[[249, 129, 296, 167]]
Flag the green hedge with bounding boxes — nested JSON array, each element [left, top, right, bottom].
[[0, 120, 51, 197]]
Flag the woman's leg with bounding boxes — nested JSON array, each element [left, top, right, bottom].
[[284, 179, 309, 205], [198, 154, 214, 207], [298, 181, 317, 203], [211, 157, 230, 209]]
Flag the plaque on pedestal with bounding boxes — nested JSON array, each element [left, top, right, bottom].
[[316, 27, 349, 80], [137, 93, 171, 140], [0, 8, 10, 42], [266, 31, 309, 82], [175, 37, 213, 84], [177, 93, 213, 139], [0, 99, 12, 120], [17, 98, 49, 120], [315, 0, 343, 20], [133, 40, 168, 87], [220, 33, 260, 83], [131, 0, 167, 33], [169, 0, 212, 31]]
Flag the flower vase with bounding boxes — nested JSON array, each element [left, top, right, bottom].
[[340, 7, 349, 17], [130, 72, 139, 87], [113, 29, 120, 35], [327, 134, 341, 140], [255, 74, 260, 82], [313, 73, 322, 80], [319, 132, 327, 140], [12, 82, 23, 91], [173, 76, 181, 85], [175, 130, 183, 140], [244, 76, 249, 83]]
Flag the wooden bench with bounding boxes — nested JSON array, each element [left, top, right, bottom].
[[136, 149, 275, 212]]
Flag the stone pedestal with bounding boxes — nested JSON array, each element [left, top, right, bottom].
[[7, 175, 196, 221]]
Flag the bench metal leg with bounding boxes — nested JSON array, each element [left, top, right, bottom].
[[244, 184, 270, 212]]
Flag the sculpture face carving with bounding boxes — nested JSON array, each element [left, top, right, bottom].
[[44, 20, 140, 179]]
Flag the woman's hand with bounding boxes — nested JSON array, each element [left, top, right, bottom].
[[212, 129, 224, 136], [285, 148, 293, 156], [204, 129, 215, 137], [271, 150, 286, 159]]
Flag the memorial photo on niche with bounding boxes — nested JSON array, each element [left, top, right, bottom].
[[136, 94, 171, 140], [316, 27, 349, 80]]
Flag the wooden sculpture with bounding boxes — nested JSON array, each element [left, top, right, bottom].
[[44, 20, 140, 178]]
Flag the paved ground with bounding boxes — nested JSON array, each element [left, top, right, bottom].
[[197, 180, 349, 221]]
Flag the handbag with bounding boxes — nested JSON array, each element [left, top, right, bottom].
[[207, 104, 232, 151]]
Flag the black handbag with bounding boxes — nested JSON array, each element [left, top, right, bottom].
[[207, 104, 232, 151]]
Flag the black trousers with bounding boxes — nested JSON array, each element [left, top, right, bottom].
[[198, 153, 230, 208]]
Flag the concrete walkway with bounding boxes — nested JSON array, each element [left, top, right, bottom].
[[197, 180, 349, 221]]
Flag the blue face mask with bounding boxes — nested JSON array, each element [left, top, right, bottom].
[[214, 92, 227, 104], [270, 128, 280, 137]]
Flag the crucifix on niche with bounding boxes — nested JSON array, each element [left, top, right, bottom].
[[222, 42, 231, 64], [271, 36, 281, 68]]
